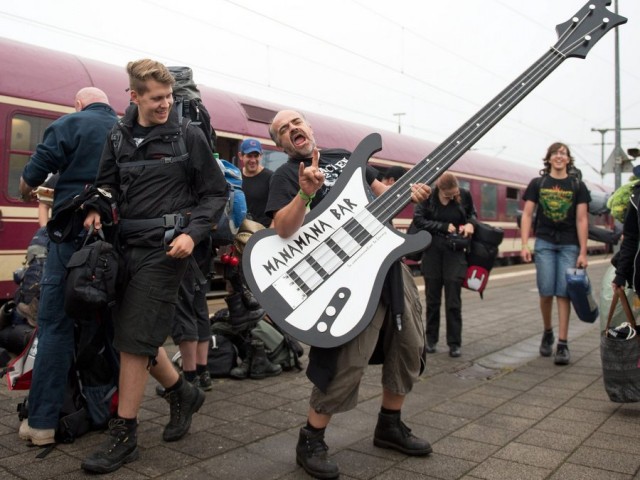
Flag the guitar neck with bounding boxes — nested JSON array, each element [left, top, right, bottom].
[[370, 0, 627, 224], [373, 48, 562, 224]]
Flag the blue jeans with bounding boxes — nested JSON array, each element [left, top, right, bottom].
[[28, 240, 78, 429], [534, 238, 579, 297]]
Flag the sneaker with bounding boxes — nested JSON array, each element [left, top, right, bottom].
[[198, 370, 212, 391], [18, 419, 55, 446], [81, 418, 139, 473], [449, 346, 461, 358], [162, 380, 205, 442], [539, 330, 554, 357], [554, 346, 570, 365], [425, 343, 436, 354]]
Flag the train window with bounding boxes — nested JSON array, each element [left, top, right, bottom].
[[8, 114, 54, 199], [263, 150, 288, 172], [505, 187, 520, 219], [459, 180, 470, 191], [480, 183, 497, 219]]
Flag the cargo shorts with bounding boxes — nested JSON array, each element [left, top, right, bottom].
[[113, 246, 189, 357], [310, 263, 425, 415]]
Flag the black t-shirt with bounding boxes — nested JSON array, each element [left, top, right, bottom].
[[265, 149, 377, 218], [242, 168, 273, 227], [523, 175, 591, 245]]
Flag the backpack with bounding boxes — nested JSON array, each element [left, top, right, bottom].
[[251, 320, 303, 371], [14, 317, 118, 447], [463, 222, 504, 298], [207, 334, 239, 377], [607, 174, 640, 222], [211, 158, 248, 246], [169, 332, 239, 378], [12, 226, 48, 326], [167, 66, 217, 151], [64, 229, 119, 319]]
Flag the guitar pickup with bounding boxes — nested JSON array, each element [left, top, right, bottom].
[[314, 288, 350, 335]]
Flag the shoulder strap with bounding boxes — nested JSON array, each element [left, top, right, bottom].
[[116, 119, 190, 170]]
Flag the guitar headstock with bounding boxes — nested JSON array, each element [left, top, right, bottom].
[[554, 0, 627, 59]]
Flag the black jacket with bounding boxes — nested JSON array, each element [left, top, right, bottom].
[[614, 183, 640, 294], [93, 104, 227, 246], [412, 187, 477, 233]]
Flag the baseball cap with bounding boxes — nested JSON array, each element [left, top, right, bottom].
[[240, 138, 263, 155]]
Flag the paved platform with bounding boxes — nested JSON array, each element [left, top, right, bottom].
[[2, 255, 640, 479]]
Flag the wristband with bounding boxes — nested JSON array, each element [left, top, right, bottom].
[[298, 189, 315, 207], [521, 244, 531, 252]]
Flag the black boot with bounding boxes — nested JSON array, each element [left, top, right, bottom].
[[249, 339, 282, 379], [373, 412, 432, 456], [296, 427, 339, 479], [242, 287, 261, 310], [162, 380, 205, 442], [81, 418, 139, 473], [230, 341, 253, 379], [225, 293, 265, 332]]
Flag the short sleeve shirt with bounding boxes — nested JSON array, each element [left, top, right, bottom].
[[523, 175, 591, 245]]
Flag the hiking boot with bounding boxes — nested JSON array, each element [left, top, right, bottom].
[[539, 330, 554, 357], [230, 350, 252, 379], [554, 345, 571, 365], [162, 380, 205, 442], [242, 287, 261, 310], [18, 419, 55, 446], [198, 370, 212, 391], [373, 412, 432, 456], [249, 339, 282, 379], [81, 418, 139, 474], [225, 293, 265, 332], [296, 427, 339, 479]]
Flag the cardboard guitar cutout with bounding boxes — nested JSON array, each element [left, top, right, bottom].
[[243, 0, 627, 348]]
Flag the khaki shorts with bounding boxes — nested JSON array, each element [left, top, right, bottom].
[[310, 264, 425, 414]]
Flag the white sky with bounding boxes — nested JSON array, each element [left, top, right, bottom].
[[1, 0, 639, 187]]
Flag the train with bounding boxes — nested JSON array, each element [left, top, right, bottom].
[[0, 37, 613, 300]]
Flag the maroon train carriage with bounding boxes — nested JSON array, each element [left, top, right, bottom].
[[0, 37, 612, 299]]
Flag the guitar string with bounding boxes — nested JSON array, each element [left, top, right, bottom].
[[285, 8, 606, 293], [369, 15, 605, 226]]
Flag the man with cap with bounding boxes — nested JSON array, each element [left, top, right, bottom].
[[382, 166, 408, 186], [240, 138, 273, 228]]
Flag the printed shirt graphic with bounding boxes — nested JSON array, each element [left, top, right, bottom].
[[538, 183, 574, 222]]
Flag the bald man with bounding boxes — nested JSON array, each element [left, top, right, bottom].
[[18, 87, 118, 446]]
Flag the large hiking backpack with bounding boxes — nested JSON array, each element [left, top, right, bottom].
[[14, 316, 119, 445], [12, 226, 48, 326], [168, 66, 217, 151]]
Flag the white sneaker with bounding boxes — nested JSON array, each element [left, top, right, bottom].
[[19, 419, 55, 445]]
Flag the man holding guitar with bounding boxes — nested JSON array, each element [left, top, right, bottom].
[[266, 110, 432, 479]]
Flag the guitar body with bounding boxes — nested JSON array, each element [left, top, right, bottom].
[[242, 134, 430, 348]]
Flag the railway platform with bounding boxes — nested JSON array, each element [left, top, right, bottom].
[[2, 255, 639, 479]]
